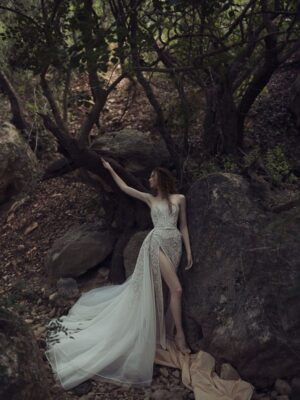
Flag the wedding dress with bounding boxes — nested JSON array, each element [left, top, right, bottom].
[[45, 201, 182, 390]]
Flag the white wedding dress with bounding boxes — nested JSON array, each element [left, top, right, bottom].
[[45, 201, 182, 390]]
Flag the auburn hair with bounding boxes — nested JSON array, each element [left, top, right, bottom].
[[152, 167, 177, 213]]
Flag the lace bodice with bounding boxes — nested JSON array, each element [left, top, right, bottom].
[[150, 202, 180, 229], [46, 199, 183, 389]]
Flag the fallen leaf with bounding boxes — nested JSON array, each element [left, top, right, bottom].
[[24, 222, 39, 235]]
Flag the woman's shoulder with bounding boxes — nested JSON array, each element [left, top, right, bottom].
[[170, 193, 185, 204]]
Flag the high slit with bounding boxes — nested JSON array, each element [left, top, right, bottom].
[[45, 201, 182, 389]]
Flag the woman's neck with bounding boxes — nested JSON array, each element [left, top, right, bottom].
[[156, 190, 167, 199]]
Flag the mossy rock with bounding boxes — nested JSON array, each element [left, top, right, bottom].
[[0, 307, 51, 400]]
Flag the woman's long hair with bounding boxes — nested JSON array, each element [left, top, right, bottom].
[[152, 167, 177, 213]]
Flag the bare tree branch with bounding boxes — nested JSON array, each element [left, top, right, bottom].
[[40, 69, 68, 133], [0, 71, 30, 132], [0, 5, 42, 27]]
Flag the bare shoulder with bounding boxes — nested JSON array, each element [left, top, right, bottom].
[[171, 193, 185, 206]]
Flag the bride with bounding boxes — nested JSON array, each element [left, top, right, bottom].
[[45, 159, 193, 390]]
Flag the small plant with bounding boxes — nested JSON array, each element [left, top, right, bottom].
[[188, 159, 220, 181], [265, 145, 291, 184], [287, 172, 298, 184], [221, 155, 240, 173], [243, 145, 261, 168]]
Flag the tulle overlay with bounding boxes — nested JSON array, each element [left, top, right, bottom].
[[45, 202, 182, 389]]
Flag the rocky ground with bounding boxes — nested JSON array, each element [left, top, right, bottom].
[[1, 176, 298, 400], [0, 71, 197, 398], [0, 67, 299, 399], [0, 176, 195, 400]]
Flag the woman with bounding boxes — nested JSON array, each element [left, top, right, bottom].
[[45, 159, 193, 390]]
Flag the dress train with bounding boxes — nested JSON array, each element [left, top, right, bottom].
[[45, 202, 182, 389]]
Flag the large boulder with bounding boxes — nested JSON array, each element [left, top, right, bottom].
[[91, 129, 171, 177], [290, 71, 300, 128], [46, 223, 117, 278], [0, 307, 51, 400], [0, 122, 40, 205], [183, 173, 300, 388]]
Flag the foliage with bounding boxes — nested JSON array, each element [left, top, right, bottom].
[[243, 145, 261, 168], [188, 158, 220, 181], [221, 155, 241, 173], [0, 0, 300, 162], [265, 145, 291, 184], [0, 1, 116, 75]]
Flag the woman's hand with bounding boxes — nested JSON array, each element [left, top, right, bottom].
[[101, 157, 112, 171], [185, 253, 193, 270]]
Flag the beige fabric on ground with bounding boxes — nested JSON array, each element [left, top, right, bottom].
[[155, 340, 254, 400]]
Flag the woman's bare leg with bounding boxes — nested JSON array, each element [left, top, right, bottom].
[[158, 249, 190, 353]]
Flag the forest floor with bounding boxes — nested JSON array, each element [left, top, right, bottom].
[[0, 75, 197, 400], [0, 177, 194, 400], [0, 66, 299, 399]]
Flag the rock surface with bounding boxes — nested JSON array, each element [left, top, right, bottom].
[[0, 307, 51, 400], [184, 173, 300, 387], [57, 277, 79, 298], [290, 55, 300, 128], [0, 122, 40, 205], [91, 129, 171, 177], [46, 223, 117, 278]]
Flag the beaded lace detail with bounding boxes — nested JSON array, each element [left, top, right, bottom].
[[130, 201, 182, 348], [45, 200, 183, 388]]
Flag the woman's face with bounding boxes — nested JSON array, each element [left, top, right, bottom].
[[149, 170, 158, 190]]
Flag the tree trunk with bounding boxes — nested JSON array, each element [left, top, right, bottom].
[[203, 84, 239, 155], [0, 71, 30, 132], [40, 114, 153, 282]]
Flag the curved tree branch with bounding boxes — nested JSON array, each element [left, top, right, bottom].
[[0, 71, 30, 132]]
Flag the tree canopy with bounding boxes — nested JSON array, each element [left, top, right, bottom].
[[0, 0, 299, 173]]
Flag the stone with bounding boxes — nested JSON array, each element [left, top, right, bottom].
[[0, 307, 51, 399], [252, 395, 270, 400], [159, 367, 169, 378], [46, 223, 117, 278], [0, 122, 40, 205], [275, 379, 292, 395], [57, 277, 79, 299], [71, 381, 92, 396], [184, 173, 300, 388], [24, 222, 39, 235], [33, 326, 46, 338], [173, 370, 180, 379], [291, 377, 300, 391], [91, 129, 171, 178], [48, 308, 56, 318], [151, 389, 171, 400], [97, 267, 110, 279], [49, 292, 59, 302], [220, 363, 240, 380], [290, 69, 300, 127]]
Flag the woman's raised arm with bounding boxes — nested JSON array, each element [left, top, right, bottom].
[[101, 158, 152, 207]]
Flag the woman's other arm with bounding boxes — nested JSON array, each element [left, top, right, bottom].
[[101, 158, 152, 207], [178, 194, 193, 270]]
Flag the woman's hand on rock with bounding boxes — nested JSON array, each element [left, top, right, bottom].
[[101, 157, 112, 171]]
